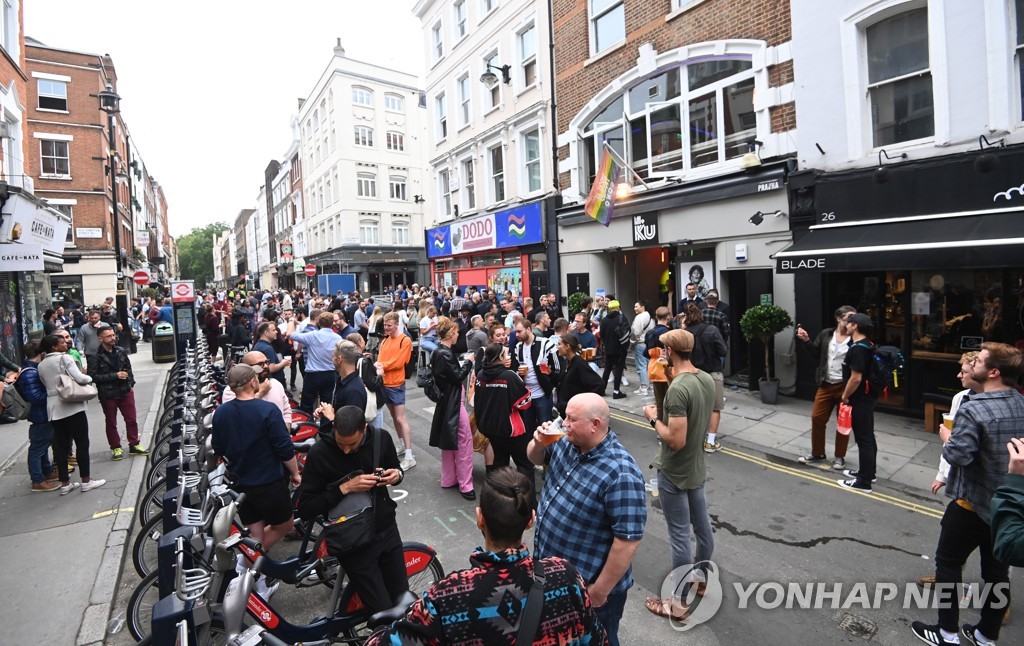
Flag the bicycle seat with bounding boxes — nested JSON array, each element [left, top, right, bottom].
[[368, 591, 417, 628]]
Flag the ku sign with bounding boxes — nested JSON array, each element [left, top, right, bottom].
[[631, 212, 658, 247]]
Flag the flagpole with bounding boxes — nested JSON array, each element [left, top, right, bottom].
[[601, 142, 649, 190]]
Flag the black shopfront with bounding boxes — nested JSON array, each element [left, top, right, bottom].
[[779, 147, 1024, 414]]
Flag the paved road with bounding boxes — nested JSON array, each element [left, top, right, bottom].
[[108, 374, 1024, 645]]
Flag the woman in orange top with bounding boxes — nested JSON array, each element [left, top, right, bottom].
[[377, 311, 416, 471]]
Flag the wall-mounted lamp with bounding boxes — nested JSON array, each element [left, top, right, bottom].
[[748, 210, 786, 226], [615, 182, 631, 200], [739, 140, 763, 170], [480, 63, 512, 88], [413, 195, 425, 204], [872, 148, 907, 184], [974, 134, 1005, 173]]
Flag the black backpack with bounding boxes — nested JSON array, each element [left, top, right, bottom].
[[852, 342, 905, 397]]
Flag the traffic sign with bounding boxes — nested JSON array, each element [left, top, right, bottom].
[[133, 270, 151, 286], [304, 264, 317, 277], [171, 280, 195, 303]]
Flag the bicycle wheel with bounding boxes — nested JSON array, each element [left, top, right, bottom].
[[406, 551, 444, 597], [147, 453, 171, 490], [133, 512, 163, 578], [138, 476, 168, 527], [127, 570, 159, 641]]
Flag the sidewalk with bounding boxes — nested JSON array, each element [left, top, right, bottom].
[[605, 383, 944, 491], [0, 345, 167, 646]]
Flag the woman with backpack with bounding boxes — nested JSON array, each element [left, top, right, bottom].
[[428, 317, 476, 500]]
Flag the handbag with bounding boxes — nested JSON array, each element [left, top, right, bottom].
[[57, 358, 98, 402], [323, 428, 381, 554], [356, 358, 377, 424]]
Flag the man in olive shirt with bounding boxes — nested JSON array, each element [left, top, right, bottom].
[[642, 329, 716, 621]]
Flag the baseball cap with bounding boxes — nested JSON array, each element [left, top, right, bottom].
[[660, 329, 694, 353], [847, 313, 873, 329], [608, 300, 621, 311], [226, 364, 259, 389]]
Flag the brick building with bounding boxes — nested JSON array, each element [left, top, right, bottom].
[[552, 0, 799, 386], [24, 39, 171, 307]]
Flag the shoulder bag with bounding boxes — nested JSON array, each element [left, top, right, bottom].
[[355, 358, 377, 424], [323, 428, 381, 554], [515, 556, 546, 646], [57, 357, 98, 403]]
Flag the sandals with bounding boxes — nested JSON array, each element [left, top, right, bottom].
[[645, 597, 688, 621]]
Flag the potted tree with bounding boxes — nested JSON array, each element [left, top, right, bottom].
[[739, 303, 793, 404], [567, 291, 588, 318]]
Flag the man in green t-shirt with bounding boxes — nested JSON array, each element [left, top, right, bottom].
[[642, 328, 716, 622]]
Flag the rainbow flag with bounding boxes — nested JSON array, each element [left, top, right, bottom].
[[584, 148, 620, 227]]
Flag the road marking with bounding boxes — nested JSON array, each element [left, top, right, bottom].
[[92, 506, 135, 519], [392, 489, 409, 501], [457, 509, 476, 524], [433, 516, 456, 536], [608, 411, 944, 520]]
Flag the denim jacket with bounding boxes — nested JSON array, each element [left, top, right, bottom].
[[15, 360, 48, 425]]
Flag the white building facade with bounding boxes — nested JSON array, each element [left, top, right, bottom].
[[413, 0, 559, 296], [299, 42, 428, 294]]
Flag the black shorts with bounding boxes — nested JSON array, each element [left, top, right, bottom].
[[236, 477, 293, 526]]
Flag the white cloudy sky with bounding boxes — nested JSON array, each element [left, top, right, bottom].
[[25, 0, 423, 238]]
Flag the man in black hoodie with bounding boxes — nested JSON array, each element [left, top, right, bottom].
[[599, 300, 630, 399], [297, 406, 408, 614]]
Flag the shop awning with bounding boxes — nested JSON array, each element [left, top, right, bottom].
[[774, 208, 1024, 273]]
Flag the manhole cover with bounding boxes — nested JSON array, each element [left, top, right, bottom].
[[838, 613, 877, 640]]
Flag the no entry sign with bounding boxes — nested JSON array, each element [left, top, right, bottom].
[[304, 264, 317, 277], [133, 270, 151, 285]]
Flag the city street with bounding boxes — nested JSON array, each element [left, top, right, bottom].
[[97, 371, 1024, 645]]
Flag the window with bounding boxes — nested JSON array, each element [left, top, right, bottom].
[[439, 169, 452, 218], [389, 176, 407, 201], [432, 21, 444, 61], [523, 129, 541, 192], [333, 169, 340, 201], [354, 126, 374, 147], [590, 0, 625, 55], [436, 93, 448, 139], [458, 75, 471, 126], [357, 172, 377, 198], [385, 93, 405, 112], [325, 178, 333, 206], [51, 204, 74, 244], [352, 87, 373, 107], [0, 0, 13, 55], [489, 145, 505, 202], [40, 140, 70, 177], [38, 79, 68, 111], [578, 59, 757, 185], [454, 0, 467, 40], [392, 219, 410, 245], [485, 52, 501, 109], [519, 24, 537, 88], [386, 131, 405, 151], [461, 158, 476, 210], [360, 219, 380, 245], [1017, 0, 1024, 120], [866, 8, 933, 146], [481, 0, 496, 17]]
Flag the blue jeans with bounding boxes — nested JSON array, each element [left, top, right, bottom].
[[658, 474, 714, 575], [634, 343, 650, 388], [533, 394, 553, 425], [594, 590, 627, 646], [300, 370, 337, 413], [27, 422, 54, 484]]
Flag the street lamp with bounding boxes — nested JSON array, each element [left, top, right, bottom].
[[98, 85, 132, 349]]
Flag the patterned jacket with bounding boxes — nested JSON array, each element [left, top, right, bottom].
[[365, 546, 607, 645]]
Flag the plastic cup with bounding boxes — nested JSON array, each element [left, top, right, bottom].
[[942, 413, 954, 431]]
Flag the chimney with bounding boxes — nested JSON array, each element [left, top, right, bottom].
[[334, 38, 346, 57]]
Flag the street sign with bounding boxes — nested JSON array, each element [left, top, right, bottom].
[[171, 280, 195, 303], [133, 270, 151, 285], [304, 264, 316, 277]]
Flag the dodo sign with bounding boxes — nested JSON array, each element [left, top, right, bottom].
[[451, 215, 495, 254]]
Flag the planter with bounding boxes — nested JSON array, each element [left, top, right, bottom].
[[758, 378, 780, 405]]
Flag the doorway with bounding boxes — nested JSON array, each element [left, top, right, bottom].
[[725, 268, 773, 389]]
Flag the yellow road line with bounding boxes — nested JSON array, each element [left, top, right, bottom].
[[92, 506, 135, 519], [609, 411, 944, 520]]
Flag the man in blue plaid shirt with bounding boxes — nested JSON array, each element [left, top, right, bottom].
[[528, 392, 646, 646]]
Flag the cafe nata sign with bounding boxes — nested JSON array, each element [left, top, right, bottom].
[[0, 243, 44, 271], [0, 195, 69, 256]]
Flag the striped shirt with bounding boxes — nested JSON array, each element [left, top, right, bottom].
[[535, 431, 647, 595]]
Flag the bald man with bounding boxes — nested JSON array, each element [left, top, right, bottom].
[[527, 393, 647, 645], [222, 351, 292, 426]]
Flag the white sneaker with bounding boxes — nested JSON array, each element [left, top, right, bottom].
[[59, 482, 80, 495], [255, 579, 279, 600], [621, 376, 630, 387], [635, 387, 649, 395], [400, 456, 416, 471], [80, 479, 106, 492]]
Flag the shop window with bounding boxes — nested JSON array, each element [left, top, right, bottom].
[[22, 271, 53, 341], [474, 252, 501, 266], [38, 79, 68, 111], [579, 57, 756, 185], [503, 252, 521, 266], [866, 8, 933, 146], [910, 270, 1005, 356]]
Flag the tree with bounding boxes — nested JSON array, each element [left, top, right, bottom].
[[176, 222, 229, 287]]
